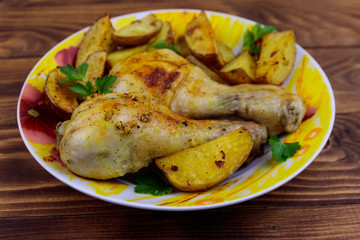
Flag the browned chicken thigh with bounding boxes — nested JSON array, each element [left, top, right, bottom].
[[57, 93, 267, 179], [109, 49, 307, 135]]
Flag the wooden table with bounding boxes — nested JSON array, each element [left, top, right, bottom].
[[1, 0, 359, 239]]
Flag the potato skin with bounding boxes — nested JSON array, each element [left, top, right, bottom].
[[44, 68, 79, 120], [185, 11, 224, 69], [155, 128, 253, 192], [76, 14, 115, 67], [175, 35, 192, 57], [220, 50, 256, 85], [217, 41, 235, 64], [255, 30, 296, 85], [84, 51, 107, 90], [149, 21, 174, 45], [112, 14, 162, 47], [107, 21, 175, 68]]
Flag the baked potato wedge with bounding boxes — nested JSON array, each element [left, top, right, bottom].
[[84, 51, 107, 90], [217, 41, 235, 64], [44, 68, 78, 120], [155, 128, 253, 192], [186, 55, 227, 84], [185, 11, 224, 69], [107, 45, 149, 68], [149, 21, 174, 45], [107, 21, 174, 68], [76, 14, 115, 67], [255, 30, 296, 85], [112, 14, 162, 47], [175, 35, 192, 57], [219, 50, 256, 85]]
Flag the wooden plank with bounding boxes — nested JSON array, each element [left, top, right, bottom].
[[0, 0, 359, 58], [306, 48, 360, 114], [1, 0, 359, 239], [1, 204, 360, 239]]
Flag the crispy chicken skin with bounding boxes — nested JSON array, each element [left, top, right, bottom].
[[57, 93, 267, 179], [109, 49, 307, 135]]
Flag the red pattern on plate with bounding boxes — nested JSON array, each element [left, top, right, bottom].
[[54, 46, 78, 67], [19, 83, 61, 144]]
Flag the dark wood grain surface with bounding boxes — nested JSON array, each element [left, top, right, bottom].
[[1, 0, 360, 239]]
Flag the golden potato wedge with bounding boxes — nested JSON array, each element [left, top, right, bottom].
[[219, 50, 256, 85], [255, 30, 296, 85], [186, 55, 227, 84], [76, 14, 115, 67], [217, 41, 235, 64], [149, 21, 174, 45], [112, 14, 162, 47], [185, 11, 224, 69], [107, 44, 149, 68], [84, 51, 107, 90], [155, 128, 253, 192], [44, 68, 78, 120], [175, 35, 192, 57], [107, 22, 175, 67]]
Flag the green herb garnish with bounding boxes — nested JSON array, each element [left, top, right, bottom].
[[60, 63, 88, 84], [134, 174, 174, 196], [243, 24, 276, 54], [149, 40, 180, 54], [95, 75, 117, 94], [60, 63, 116, 99], [269, 135, 301, 162]]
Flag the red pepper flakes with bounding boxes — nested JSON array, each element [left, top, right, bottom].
[[215, 160, 225, 168], [220, 150, 226, 159]]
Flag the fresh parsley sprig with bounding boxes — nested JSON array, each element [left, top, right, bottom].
[[134, 173, 174, 196], [243, 24, 276, 54], [148, 40, 180, 54], [95, 75, 117, 94], [269, 135, 301, 162], [60, 63, 116, 100]]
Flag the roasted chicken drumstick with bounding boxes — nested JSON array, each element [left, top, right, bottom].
[[109, 49, 307, 135], [57, 93, 267, 180]]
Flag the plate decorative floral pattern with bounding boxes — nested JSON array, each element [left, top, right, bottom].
[[17, 9, 335, 211]]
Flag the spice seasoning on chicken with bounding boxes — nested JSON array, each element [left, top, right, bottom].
[[115, 120, 138, 135], [104, 109, 114, 121], [142, 67, 180, 92], [140, 113, 151, 122]]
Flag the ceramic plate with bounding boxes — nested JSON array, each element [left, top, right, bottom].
[[17, 9, 335, 211]]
